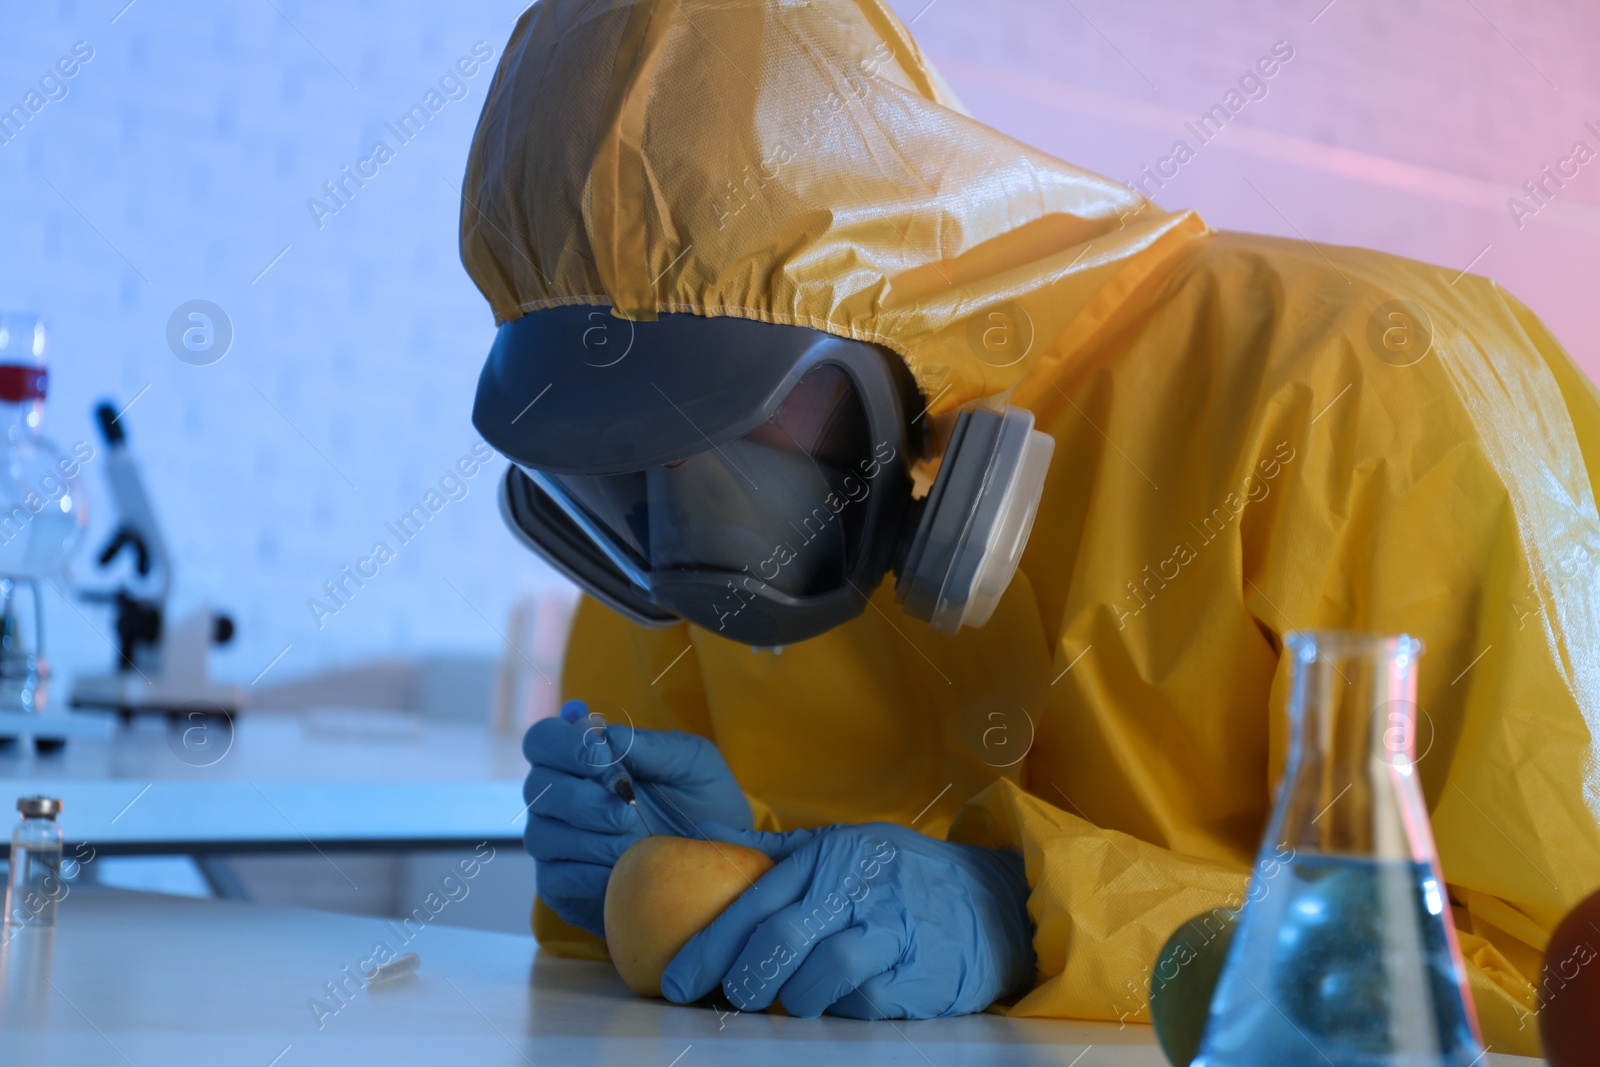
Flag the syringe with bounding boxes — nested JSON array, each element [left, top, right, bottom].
[[561, 701, 658, 835]]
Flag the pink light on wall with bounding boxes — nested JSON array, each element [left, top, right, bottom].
[[892, 0, 1600, 383]]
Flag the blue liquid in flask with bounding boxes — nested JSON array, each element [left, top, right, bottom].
[[1195, 854, 1479, 1067]]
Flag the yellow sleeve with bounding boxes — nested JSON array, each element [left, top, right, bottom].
[[1001, 240, 1600, 1058], [532, 897, 611, 961], [1416, 279, 1600, 1054], [949, 778, 1246, 1023], [1237, 270, 1600, 1057]]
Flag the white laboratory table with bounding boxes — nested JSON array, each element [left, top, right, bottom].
[[0, 711, 526, 855], [0, 888, 1546, 1067]]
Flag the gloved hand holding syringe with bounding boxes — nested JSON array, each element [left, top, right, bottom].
[[561, 699, 663, 835], [523, 700, 757, 937]]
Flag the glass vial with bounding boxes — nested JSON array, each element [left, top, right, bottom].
[[5, 796, 63, 927], [1194, 632, 1484, 1067]]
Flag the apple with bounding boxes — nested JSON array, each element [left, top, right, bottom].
[[604, 834, 774, 997]]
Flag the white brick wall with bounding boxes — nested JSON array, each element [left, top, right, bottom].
[[1, 0, 548, 694]]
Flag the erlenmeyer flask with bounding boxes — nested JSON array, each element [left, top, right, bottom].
[[1194, 631, 1485, 1067]]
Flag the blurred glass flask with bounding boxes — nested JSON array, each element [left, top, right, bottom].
[[0, 315, 86, 721], [1193, 631, 1484, 1067], [5, 796, 64, 927], [0, 314, 86, 580], [0, 578, 47, 718]]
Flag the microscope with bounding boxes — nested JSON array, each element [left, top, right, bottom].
[[68, 403, 243, 723]]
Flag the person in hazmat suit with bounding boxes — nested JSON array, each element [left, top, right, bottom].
[[460, 0, 1600, 1052]]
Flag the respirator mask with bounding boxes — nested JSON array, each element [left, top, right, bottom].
[[472, 307, 1053, 647]]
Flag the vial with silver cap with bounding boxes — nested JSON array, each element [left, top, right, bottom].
[[5, 796, 63, 927]]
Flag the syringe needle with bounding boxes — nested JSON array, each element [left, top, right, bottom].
[[619, 781, 659, 835], [588, 711, 658, 836]]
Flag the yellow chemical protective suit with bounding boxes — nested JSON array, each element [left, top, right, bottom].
[[460, 0, 1600, 1053]]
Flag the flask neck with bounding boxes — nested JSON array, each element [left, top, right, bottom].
[[1270, 632, 1434, 864]]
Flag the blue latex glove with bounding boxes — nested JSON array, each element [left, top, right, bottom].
[[660, 821, 1034, 1019], [521, 700, 753, 937]]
